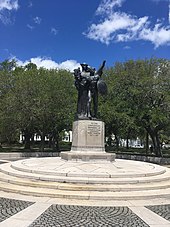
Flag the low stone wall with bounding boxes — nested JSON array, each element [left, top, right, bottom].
[[0, 152, 60, 161], [116, 153, 170, 165], [0, 152, 170, 165]]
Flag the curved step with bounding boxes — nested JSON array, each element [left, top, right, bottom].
[[0, 180, 170, 200], [10, 158, 166, 178], [0, 158, 170, 200], [0, 162, 170, 185], [0, 170, 170, 192]]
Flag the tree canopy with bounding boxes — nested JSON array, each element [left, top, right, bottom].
[[0, 58, 170, 156], [0, 61, 76, 151], [100, 58, 170, 156]]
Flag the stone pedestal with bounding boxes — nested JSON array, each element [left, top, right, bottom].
[[60, 120, 115, 162], [71, 120, 105, 152]]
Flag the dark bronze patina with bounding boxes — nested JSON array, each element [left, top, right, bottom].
[[74, 60, 107, 120]]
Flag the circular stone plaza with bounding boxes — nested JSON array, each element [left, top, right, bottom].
[[0, 156, 170, 226]]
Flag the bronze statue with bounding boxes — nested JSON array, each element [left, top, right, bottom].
[[74, 60, 107, 120]]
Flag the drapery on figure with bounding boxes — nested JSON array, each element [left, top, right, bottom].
[[74, 60, 107, 120]]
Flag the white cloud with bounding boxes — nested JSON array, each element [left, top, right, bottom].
[[0, 0, 19, 24], [140, 23, 170, 48], [33, 16, 41, 24], [0, 11, 11, 24], [51, 27, 58, 35], [0, 0, 19, 11], [96, 0, 124, 15], [123, 45, 131, 49], [58, 60, 80, 71], [84, 0, 170, 48], [27, 24, 34, 30], [14, 57, 80, 72], [85, 12, 149, 45]]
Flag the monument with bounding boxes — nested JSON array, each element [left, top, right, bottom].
[[0, 61, 169, 202], [60, 61, 115, 162]]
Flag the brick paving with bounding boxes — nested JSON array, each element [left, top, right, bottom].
[[29, 204, 149, 227], [145, 204, 170, 222], [0, 197, 170, 226], [0, 197, 34, 223]]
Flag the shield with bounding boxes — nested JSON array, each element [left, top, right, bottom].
[[97, 79, 108, 96]]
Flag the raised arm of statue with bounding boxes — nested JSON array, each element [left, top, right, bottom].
[[96, 60, 106, 77]]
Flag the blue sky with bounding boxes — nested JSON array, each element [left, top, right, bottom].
[[0, 0, 170, 71]]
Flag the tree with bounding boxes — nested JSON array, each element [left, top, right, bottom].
[[31, 68, 76, 151], [0, 59, 77, 151], [106, 58, 170, 157], [99, 67, 140, 150], [0, 60, 18, 143], [15, 65, 76, 151]]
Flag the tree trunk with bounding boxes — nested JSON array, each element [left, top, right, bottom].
[[48, 134, 53, 148], [39, 132, 45, 152], [155, 132, 163, 157], [107, 135, 112, 146], [126, 137, 129, 149], [23, 130, 31, 150], [126, 129, 131, 149], [55, 132, 60, 152], [49, 133, 57, 151], [146, 127, 162, 157], [31, 134, 35, 146], [50, 130, 59, 152], [145, 131, 149, 154], [115, 134, 119, 149]]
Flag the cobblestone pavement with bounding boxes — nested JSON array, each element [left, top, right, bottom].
[[0, 197, 34, 223], [29, 204, 149, 227], [146, 204, 170, 222], [1, 197, 170, 226]]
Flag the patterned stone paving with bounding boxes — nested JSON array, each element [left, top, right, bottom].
[[146, 204, 170, 222], [29, 205, 149, 227], [0, 197, 34, 223]]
